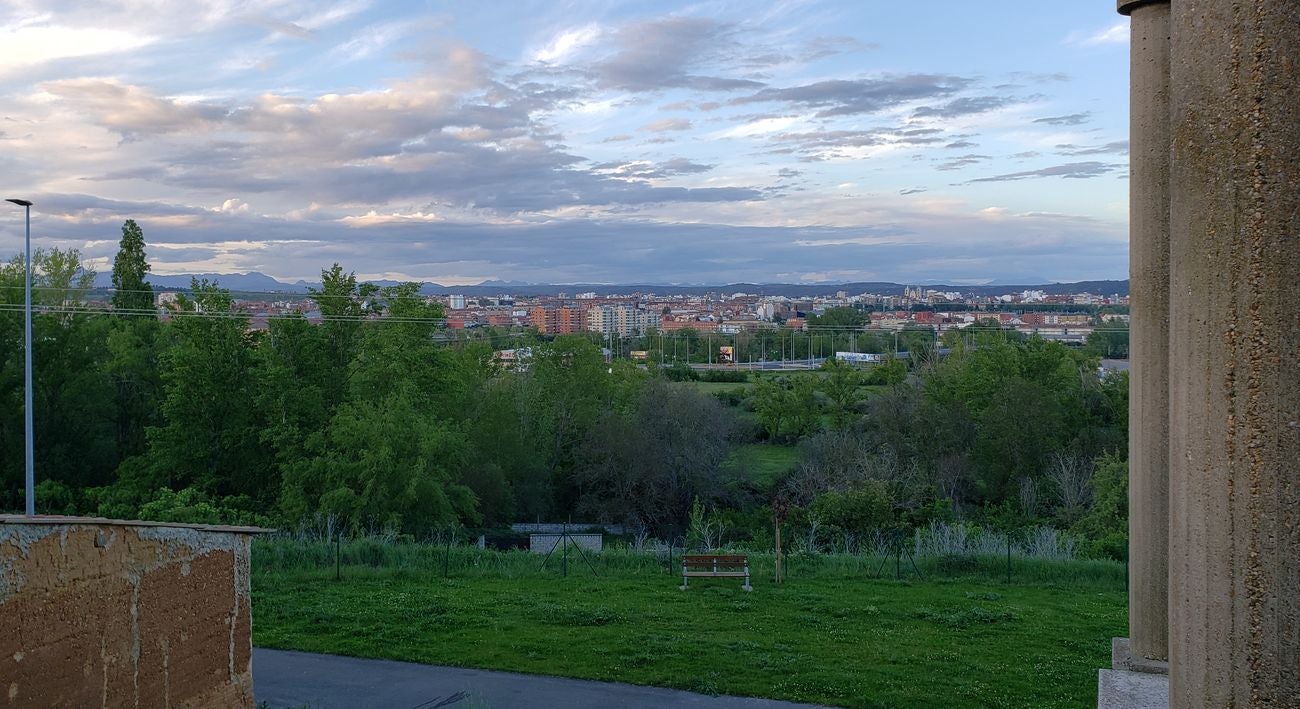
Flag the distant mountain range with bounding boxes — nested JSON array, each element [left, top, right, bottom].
[[91, 272, 1129, 298]]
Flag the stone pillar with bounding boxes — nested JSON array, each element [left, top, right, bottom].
[[1117, 0, 1170, 665], [1167, 2, 1300, 706]]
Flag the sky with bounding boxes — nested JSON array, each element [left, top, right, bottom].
[[0, 1, 1132, 286]]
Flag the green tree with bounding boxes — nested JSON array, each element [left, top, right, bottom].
[[310, 264, 379, 408], [111, 220, 153, 312], [522, 335, 622, 511], [809, 307, 866, 330], [255, 313, 329, 477], [1072, 452, 1128, 559], [751, 375, 821, 443], [810, 482, 894, 537], [575, 379, 734, 536], [819, 359, 864, 429], [1086, 321, 1130, 358], [283, 390, 474, 534], [126, 279, 268, 498]]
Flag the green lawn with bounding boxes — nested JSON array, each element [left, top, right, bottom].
[[723, 443, 801, 485], [686, 380, 755, 394], [253, 559, 1123, 708]]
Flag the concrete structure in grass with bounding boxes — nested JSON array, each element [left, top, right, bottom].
[[0, 516, 270, 708]]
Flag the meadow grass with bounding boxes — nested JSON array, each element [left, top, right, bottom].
[[685, 380, 756, 394], [252, 541, 1124, 708], [723, 443, 802, 484]]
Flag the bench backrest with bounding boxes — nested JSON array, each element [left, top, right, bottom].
[[682, 554, 748, 568]]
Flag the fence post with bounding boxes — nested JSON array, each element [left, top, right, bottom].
[[443, 528, 452, 578], [1006, 531, 1012, 584]]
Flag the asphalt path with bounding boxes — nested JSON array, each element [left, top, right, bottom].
[[254, 648, 835, 709]]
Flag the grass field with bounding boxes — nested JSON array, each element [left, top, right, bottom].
[[686, 380, 755, 394], [252, 544, 1124, 709], [723, 443, 801, 484]]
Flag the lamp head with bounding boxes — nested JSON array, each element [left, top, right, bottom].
[[6, 199, 33, 207]]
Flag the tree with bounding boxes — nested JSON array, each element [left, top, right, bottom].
[[810, 482, 894, 540], [809, 307, 866, 330], [751, 375, 819, 443], [1072, 452, 1128, 559], [785, 429, 872, 504], [310, 264, 378, 409], [1086, 321, 1130, 358], [819, 358, 864, 429], [1046, 451, 1094, 525], [111, 220, 152, 312], [574, 379, 734, 536], [127, 279, 268, 498], [283, 390, 474, 535], [522, 335, 622, 510]]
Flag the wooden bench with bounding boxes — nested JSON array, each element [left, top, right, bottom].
[[680, 554, 752, 592]]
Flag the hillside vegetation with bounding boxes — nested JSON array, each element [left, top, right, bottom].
[[3, 226, 1128, 564]]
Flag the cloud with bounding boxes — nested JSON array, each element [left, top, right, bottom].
[[763, 126, 946, 158], [936, 154, 992, 171], [641, 118, 692, 132], [0, 3, 1130, 286], [330, 18, 431, 63], [969, 161, 1124, 182], [590, 158, 714, 180], [799, 35, 876, 62], [795, 229, 907, 247], [734, 74, 972, 117], [338, 210, 441, 227], [35, 51, 754, 216], [586, 17, 762, 92], [912, 95, 1016, 119], [1034, 112, 1090, 126], [531, 23, 603, 64], [1055, 141, 1129, 156], [1068, 23, 1128, 47], [0, 24, 154, 76]]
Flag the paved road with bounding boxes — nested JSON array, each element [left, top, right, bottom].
[[254, 648, 834, 709]]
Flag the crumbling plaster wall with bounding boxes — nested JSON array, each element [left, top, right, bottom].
[[0, 518, 258, 708]]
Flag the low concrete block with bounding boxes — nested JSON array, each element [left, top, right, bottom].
[[1097, 668, 1169, 709]]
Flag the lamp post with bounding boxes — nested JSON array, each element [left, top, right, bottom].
[[6, 198, 34, 515]]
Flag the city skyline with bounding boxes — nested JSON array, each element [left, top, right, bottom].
[[1, 2, 1129, 285]]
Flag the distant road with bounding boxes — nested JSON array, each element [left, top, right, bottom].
[[689, 358, 827, 371]]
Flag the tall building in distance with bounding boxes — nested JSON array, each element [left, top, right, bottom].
[[529, 305, 583, 334], [585, 304, 657, 336]]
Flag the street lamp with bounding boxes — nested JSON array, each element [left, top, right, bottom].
[[6, 198, 34, 516]]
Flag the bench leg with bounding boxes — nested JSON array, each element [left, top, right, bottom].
[[743, 565, 752, 592], [680, 573, 688, 591]]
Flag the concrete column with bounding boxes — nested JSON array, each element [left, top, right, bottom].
[[1117, 0, 1170, 664], [1168, 2, 1300, 706]]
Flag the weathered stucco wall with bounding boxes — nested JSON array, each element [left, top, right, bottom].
[[0, 517, 263, 708]]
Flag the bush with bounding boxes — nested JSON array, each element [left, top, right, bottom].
[[700, 370, 749, 383], [662, 363, 698, 381], [134, 487, 275, 527]]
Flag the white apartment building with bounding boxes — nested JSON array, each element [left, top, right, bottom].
[[586, 304, 658, 336]]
